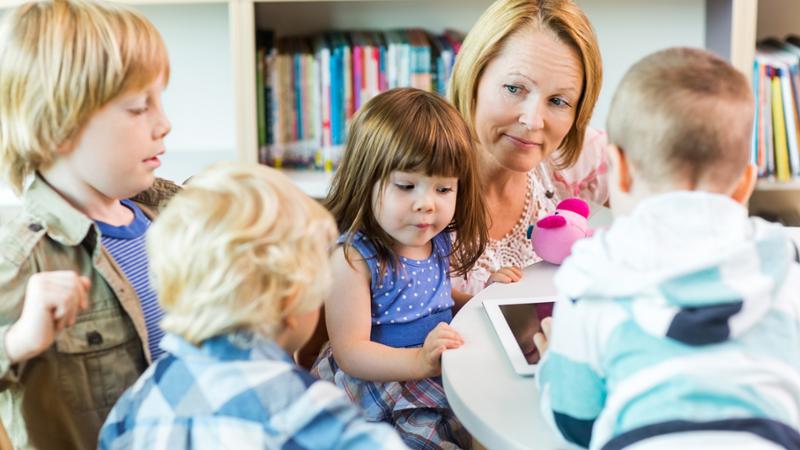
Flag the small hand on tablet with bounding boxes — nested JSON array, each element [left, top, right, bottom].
[[532, 317, 552, 356]]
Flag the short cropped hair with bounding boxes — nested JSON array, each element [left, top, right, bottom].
[[0, 0, 170, 193], [148, 162, 337, 345], [325, 88, 488, 278], [606, 47, 754, 190], [449, 0, 602, 168]]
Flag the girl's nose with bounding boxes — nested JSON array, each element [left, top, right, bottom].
[[413, 193, 435, 213]]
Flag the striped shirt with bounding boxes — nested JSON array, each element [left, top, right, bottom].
[[95, 199, 165, 361], [539, 191, 800, 450]]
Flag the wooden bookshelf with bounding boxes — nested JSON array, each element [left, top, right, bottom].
[[0, 0, 773, 201]]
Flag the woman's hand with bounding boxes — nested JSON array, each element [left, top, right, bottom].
[[533, 317, 552, 356], [487, 266, 522, 286], [416, 322, 464, 377]]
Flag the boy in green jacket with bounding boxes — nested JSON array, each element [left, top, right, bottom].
[[0, 0, 178, 448]]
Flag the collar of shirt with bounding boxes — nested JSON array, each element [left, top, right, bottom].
[[159, 332, 294, 365], [24, 174, 94, 247]]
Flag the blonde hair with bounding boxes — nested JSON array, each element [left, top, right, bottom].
[[0, 0, 170, 194], [326, 88, 488, 278], [148, 162, 337, 345], [449, 0, 602, 168], [606, 47, 753, 190]]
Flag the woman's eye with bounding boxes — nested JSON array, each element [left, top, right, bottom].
[[504, 84, 521, 95], [550, 97, 570, 107]]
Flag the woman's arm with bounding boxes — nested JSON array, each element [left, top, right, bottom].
[[326, 247, 461, 382]]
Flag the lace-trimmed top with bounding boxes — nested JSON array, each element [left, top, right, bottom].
[[451, 127, 609, 295]]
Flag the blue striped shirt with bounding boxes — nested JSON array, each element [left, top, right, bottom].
[[95, 199, 165, 361]]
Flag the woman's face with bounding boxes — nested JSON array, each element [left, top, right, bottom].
[[474, 26, 584, 173]]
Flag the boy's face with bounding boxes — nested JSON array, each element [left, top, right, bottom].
[[60, 74, 171, 200]]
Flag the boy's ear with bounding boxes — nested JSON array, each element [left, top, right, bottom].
[[608, 144, 633, 194], [730, 163, 757, 205], [280, 287, 302, 330]]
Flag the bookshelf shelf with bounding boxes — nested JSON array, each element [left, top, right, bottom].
[[0, 1, 770, 200], [756, 179, 800, 191]]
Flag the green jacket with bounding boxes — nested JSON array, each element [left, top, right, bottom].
[[0, 175, 180, 450]]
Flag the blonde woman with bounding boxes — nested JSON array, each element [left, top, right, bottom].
[[100, 163, 408, 450], [449, 0, 609, 297]]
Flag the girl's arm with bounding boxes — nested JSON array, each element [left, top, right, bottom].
[[326, 247, 462, 382]]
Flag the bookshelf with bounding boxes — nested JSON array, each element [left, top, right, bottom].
[[0, 0, 773, 209], [747, 0, 800, 224]]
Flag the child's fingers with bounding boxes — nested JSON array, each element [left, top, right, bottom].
[[533, 332, 548, 355], [541, 317, 553, 339], [78, 276, 91, 310], [432, 324, 463, 342]]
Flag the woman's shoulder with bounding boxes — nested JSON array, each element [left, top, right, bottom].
[[551, 126, 609, 204]]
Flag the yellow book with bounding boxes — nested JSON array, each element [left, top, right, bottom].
[[772, 70, 791, 181]]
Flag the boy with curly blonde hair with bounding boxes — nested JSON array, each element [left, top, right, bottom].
[[100, 163, 407, 450]]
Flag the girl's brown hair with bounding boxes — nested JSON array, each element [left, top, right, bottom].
[[325, 88, 488, 277]]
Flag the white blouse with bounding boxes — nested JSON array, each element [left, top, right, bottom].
[[451, 127, 609, 295]]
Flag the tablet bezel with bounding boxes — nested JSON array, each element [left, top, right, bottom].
[[483, 296, 555, 377]]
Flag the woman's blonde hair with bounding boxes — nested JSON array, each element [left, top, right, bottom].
[[326, 88, 488, 278], [449, 0, 602, 168], [0, 0, 170, 193], [148, 162, 337, 345]]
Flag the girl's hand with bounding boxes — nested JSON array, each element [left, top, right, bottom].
[[417, 322, 464, 377], [5, 271, 91, 364], [533, 317, 552, 356], [487, 266, 522, 286]]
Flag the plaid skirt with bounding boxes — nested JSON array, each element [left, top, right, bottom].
[[312, 345, 472, 450]]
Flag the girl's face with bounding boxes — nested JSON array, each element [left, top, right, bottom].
[[473, 26, 583, 172], [371, 171, 458, 260]]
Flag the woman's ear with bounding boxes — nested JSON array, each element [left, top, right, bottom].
[[608, 144, 633, 194], [730, 163, 757, 205]]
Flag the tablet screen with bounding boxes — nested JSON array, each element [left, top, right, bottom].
[[497, 302, 554, 364]]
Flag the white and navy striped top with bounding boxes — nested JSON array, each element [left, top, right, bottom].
[[95, 199, 165, 362]]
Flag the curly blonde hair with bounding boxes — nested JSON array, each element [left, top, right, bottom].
[[148, 162, 337, 345]]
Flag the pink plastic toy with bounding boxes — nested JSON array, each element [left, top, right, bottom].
[[527, 198, 594, 265]]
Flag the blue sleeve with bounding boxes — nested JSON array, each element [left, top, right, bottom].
[[285, 380, 409, 450], [536, 298, 606, 447]]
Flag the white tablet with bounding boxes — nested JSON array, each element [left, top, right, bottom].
[[483, 297, 555, 377]]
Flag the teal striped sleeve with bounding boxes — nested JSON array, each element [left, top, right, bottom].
[[537, 297, 606, 448]]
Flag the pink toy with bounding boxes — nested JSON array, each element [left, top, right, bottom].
[[527, 198, 594, 265]]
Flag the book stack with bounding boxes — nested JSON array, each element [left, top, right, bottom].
[[753, 37, 800, 182], [256, 29, 465, 171]]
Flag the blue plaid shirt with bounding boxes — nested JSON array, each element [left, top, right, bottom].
[[99, 333, 407, 450]]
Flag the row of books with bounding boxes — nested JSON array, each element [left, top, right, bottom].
[[753, 37, 800, 181], [256, 29, 465, 170]]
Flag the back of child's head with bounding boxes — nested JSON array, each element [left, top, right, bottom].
[[325, 87, 488, 277], [0, 0, 169, 194], [147, 162, 337, 345], [606, 47, 753, 192]]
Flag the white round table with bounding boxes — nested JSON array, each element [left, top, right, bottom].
[[442, 261, 568, 450]]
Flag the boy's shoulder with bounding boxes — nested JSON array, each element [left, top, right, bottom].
[[130, 177, 181, 212], [0, 209, 47, 269]]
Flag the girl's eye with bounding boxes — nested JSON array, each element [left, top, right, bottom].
[[395, 183, 414, 191], [128, 107, 148, 115], [437, 187, 454, 193], [503, 84, 521, 95]]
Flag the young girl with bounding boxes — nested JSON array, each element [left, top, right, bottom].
[[313, 88, 488, 450]]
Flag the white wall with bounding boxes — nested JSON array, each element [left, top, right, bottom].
[[578, 0, 706, 129], [134, 3, 237, 184], [756, 0, 800, 40]]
